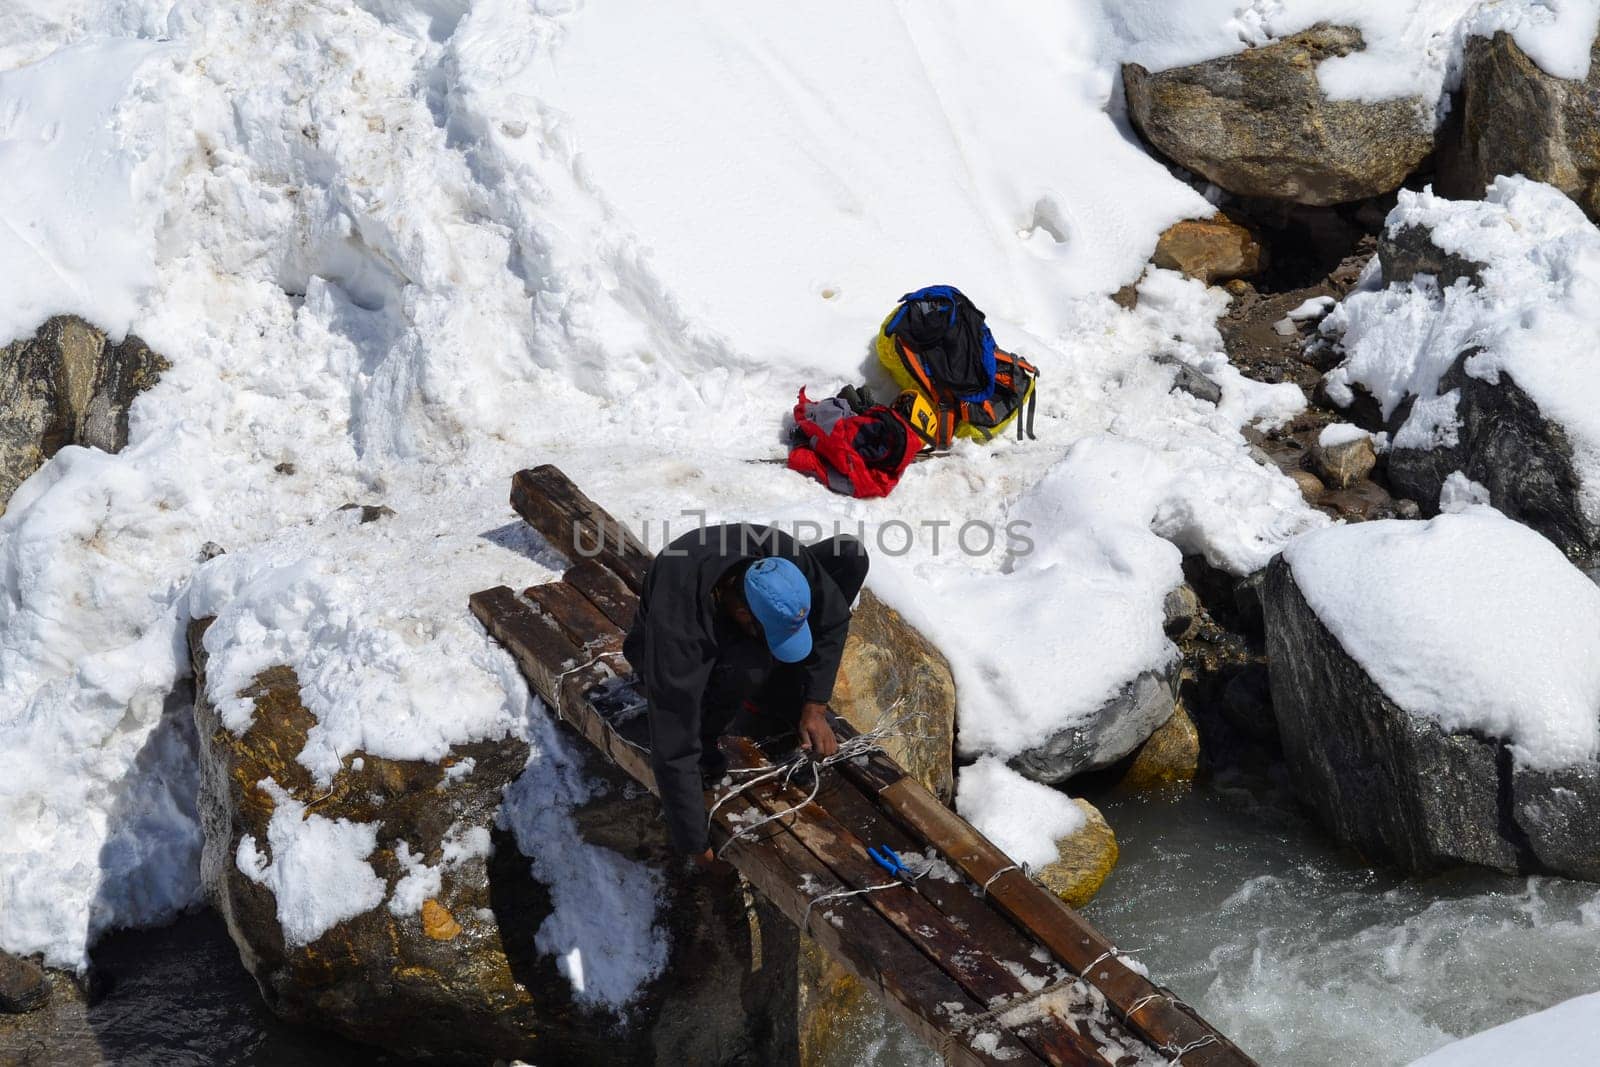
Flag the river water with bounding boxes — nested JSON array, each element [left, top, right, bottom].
[[1081, 774, 1600, 1066]]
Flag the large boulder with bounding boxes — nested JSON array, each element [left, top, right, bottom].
[[1262, 513, 1600, 878], [189, 620, 795, 1064], [1007, 665, 1181, 785], [0, 317, 167, 511], [1441, 32, 1600, 220], [829, 589, 957, 802], [1386, 350, 1596, 560], [1123, 26, 1435, 205]]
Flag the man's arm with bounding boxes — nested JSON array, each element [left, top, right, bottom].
[[641, 628, 718, 855]]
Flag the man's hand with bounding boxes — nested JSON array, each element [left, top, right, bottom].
[[691, 847, 733, 875], [798, 701, 839, 759]]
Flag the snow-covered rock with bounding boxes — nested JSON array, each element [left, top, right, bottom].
[[1123, 26, 1436, 205], [1263, 508, 1600, 878], [1322, 178, 1600, 564], [0, 317, 166, 511], [190, 620, 791, 1063], [1442, 26, 1600, 220]]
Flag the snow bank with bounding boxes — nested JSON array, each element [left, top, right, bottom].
[[0, 39, 174, 346], [956, 757, 1087, 869], [1105, 0, 1599, 114], [1409, 991, 1600, 1067], [0, 0, 1320, 984], [1284, 507, 1600, 770], [1322, 177, 1600, 524]]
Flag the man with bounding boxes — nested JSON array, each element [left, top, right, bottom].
[[622, 523, 869, 869]]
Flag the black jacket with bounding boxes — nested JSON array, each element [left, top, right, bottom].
[[622, 524, 853, 854]]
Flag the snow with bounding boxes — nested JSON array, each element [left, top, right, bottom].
[[1318, 422, 1370, 448], [1439, 471, 1491, 512], [234, 778, 387, 948], [1408, 991, 1600, 1067], [1290, 296, 1337, 321], [956, 757, 1088, 870], [0, 0, 1325, 984], [1284, 507, 1600, 770], [1321, 177, 1600, 524], [0, 40, 174, 348]]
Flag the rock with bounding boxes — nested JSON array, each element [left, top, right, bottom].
[[1387, 350, 1599, 560], [1123, 26, 1435, 205], [1163, 359, 1223, 405], [1289, 469, 1326, 503], [1119, 704, 1201, 791], [0, 316, 167, 512], [0, 951, 49, 1014], [1311, 434, 1377, 489], [1034, 800, 1119, 908], [1441, 31, 1600, 220], [1151, 216, 1265, 284], [1161, 584, 1201, 641], [189, 621, 793, 1064], [830, 590, 957, 803], [1378, 223, 1487, 289], [1111, 282, 1140, 310], [337, 502, 396, 524], [1320, 480, 1399, 523], [273, 462, 297, 476], [1008, 665, 1181, 786], [1263, 557, 1522, 873]]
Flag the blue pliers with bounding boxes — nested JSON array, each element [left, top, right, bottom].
[[868, 845, 917, 884]]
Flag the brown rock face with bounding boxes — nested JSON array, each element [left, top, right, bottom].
[[1034, 800, 1119, 908], [189, 619, 795, 1065], [1441, 32, 1600, 219], [1151, 216, 1265, 284], [829, 589, 957, 803], [1311, 434, 1377, 489], [0, 317, 167, 511], [1119, 704, 1201, 792], [1124, 26, 1435, 205]]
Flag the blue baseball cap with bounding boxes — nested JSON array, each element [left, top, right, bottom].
[[744, 558, 813, 663]]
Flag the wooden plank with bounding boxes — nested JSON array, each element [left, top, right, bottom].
[[524, 581, 624, 655], [511, 465, 651, 592], [563, 558, 640, 629], [716, 810, 1043, 1067], [724, 739, 1109, 1067], [835, 744, 1257, 1067]]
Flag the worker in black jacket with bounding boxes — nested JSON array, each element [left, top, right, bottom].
[[622, 523, 869, 869]]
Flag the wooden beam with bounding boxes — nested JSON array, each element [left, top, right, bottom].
[[831, 723, 1257, 1067], [725, 739, 1109, 1067], [524, 582, 624, 655], [511, 466, 651, 592], [562, 558, 640, 629]]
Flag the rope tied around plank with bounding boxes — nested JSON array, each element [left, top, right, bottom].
[[708, 700, 922, 859]]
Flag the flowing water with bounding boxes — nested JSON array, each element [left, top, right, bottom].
[[1082, 775, 1600, 1066]]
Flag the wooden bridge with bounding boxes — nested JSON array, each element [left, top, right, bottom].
[[470, 466, 1257, 1067]]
